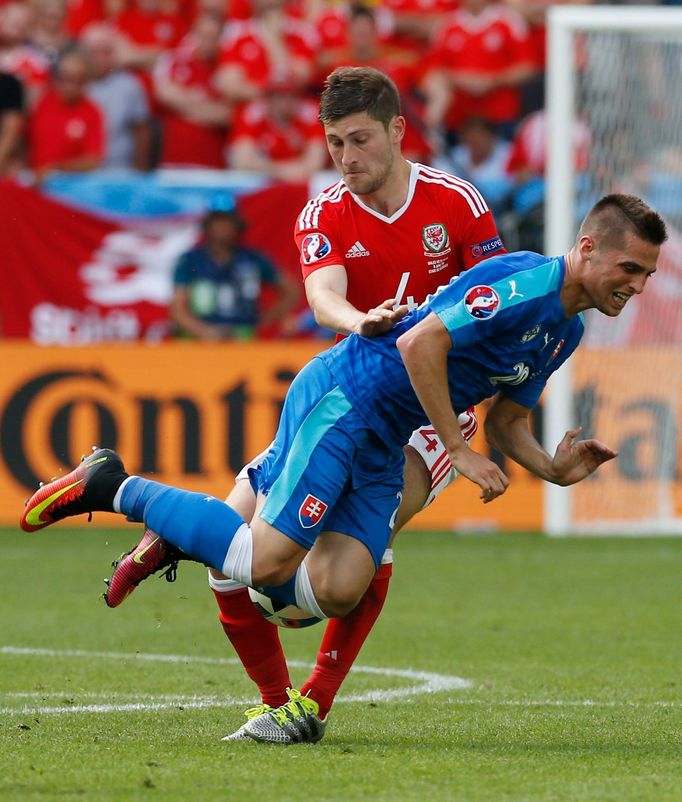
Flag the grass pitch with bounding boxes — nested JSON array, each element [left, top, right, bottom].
[[2, 526, 682, 802]]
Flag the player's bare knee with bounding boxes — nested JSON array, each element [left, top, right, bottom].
[[313, 581, 362, 618]]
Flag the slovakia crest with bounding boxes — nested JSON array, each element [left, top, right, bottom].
[[301, 233, 331, 264], [422, 223, 450, 254], [298, 494, 328, 529], [464, 285, 500, 319]]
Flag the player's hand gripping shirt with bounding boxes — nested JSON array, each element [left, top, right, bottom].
[[295, 161, 505, 316], [320, 250, 585, 448]]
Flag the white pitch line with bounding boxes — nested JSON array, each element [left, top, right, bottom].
[[0, 645, 471, 715], [3, 691, 682, 718]]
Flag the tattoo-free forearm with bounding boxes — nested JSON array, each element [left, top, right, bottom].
[[484, 399, 555, 481]]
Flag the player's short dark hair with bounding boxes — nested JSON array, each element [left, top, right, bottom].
[[319, 66, 401, 129], [581, 194, 668, 249]]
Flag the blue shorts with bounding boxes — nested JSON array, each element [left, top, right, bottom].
[[251, 357, 404, 569]]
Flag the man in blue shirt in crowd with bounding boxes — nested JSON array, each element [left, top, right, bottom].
[[170, 201, 299, 340], [21, 193, 667, 736]]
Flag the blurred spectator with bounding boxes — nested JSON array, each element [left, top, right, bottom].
[[447, 116, 511, 182], [170, 202, 299, 340], [421, 0, 535, 143], [381, 0, 457, 64], [28, 48, 105, 180], [65, 0, 128, 37], [114, 0, 186, 119], [309, 0, 395, 85], [503, 0, 591, 115], [175, 0, 229, 28], [436, 115, 512, 212], [29, 0, 75, 66], [153, 12, 230, 167], [116, 0, 185, 68], [502, 108, 591, 251], [0, 70, 25, 175], [82, 23, 152, 169], [324, 4, 432, 163], [227, 73, 326, 181], [0, 2, 51, 102], [505, 108, 591, 184], [215, 0, 316, 104]]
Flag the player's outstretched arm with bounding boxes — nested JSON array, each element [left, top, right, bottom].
[[397, 314, 509, 503], [549, 427, 618, 486], [305, 265, 408, 337], [484, 395, 618, 486]]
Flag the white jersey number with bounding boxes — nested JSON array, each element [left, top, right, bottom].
[[393, 272, 417, 311]]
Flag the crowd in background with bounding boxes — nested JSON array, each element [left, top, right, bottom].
[[1, 0, 681, 341], [0, 0, 610, 191]]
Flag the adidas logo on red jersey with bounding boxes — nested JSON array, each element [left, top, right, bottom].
[[345, 241, 370, 258]]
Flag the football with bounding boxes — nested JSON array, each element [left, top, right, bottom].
[[247, 587, 323, 629]]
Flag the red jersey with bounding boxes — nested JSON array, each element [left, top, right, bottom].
[[154, 48, 227, 167], [382, 0, 458, 61], [428, 5, 533, 129], [218, 18, 316, 90], [29, 90, 105, 169], [295, 162, 505, 318], [117, 6, 185, 48], [229, 97, 324, 162]]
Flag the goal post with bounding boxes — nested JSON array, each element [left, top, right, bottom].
[[544, 6, 682, 534]]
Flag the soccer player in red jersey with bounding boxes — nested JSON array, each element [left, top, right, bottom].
[[105, 66, 506, 744]]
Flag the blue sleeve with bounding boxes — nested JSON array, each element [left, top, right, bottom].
[[429, 257, 562, 349], [429, 279, 539, 349]]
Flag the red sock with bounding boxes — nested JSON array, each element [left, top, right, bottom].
[[212, 586, 291, 708], [301, 561, 393, 719]]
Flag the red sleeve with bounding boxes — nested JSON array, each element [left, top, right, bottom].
[[452, 201, 507, 270], [294, 202, 346, 280]]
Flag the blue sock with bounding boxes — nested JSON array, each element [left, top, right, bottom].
[[120, 477, 245, 571]]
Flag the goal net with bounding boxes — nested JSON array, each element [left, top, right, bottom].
[[544, 6, 682, 534]]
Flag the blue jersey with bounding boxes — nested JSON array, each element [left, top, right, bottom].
[[174, 245, 279, 328], [318, 251, 584, 448]]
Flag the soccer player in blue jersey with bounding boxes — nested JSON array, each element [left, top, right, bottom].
[[22, 193, 667, 743]]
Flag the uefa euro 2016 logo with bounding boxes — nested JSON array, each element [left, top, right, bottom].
[[464, 285, 501, 319], [301, 233, 332, 264]]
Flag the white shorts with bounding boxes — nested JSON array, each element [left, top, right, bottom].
[[407, 408, 478, 508], [235, 444, 274, 482], [235, 409, 479, 509]]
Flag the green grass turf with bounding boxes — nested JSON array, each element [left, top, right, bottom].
[[2, 526, 682, 802]]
